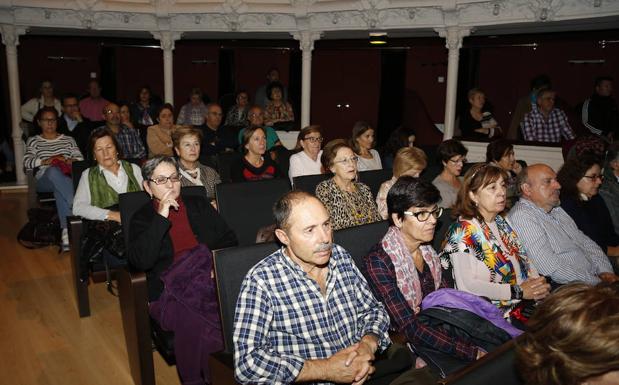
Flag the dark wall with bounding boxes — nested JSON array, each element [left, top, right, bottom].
[[173, 40, 220, 108], [234, 47, 291, 104]]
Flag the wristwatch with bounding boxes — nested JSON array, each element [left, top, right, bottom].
[[511, 284, 523, 300]]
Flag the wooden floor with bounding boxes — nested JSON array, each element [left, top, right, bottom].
[[0, 191, 181, 385]]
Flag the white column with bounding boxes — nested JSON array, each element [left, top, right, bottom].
[[151, 31, 181, 104], [1, 25, 26, 185], [292, 31, 321, 128], [436, 26, 470, 140]]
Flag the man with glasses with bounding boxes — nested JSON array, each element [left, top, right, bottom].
[[57, 93, 93, 155], [199, 103, 237, 160], [238, 105, 282, 152], [99, 103, 146, 160], [521, 89, 575, 142]]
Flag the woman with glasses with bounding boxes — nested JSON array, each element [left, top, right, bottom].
[[433, 139, 468, 208], [288, 125, 324, 184], [231, 126, 282, 182], [365, 176, 485, 366], [315, 139, 381, 230], [127, 156, 237, 385], [24, 106, 84, 251], [352, 121, 382, 171], [441, 164, 550, 316], [557, 153, 619, 258]]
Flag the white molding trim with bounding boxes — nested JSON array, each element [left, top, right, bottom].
[[462, 141, 565, 172]]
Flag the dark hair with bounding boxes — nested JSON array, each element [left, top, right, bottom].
[[351, 121, 373, 154], [189, 87, 202, 97], [486, 139, 514, 163], [387, 176, 441, 224], [436, 139, 468, 165], [156, 103, 175, 122], [556, 153, 602, 201], [236, 89, 248, 99], [241, 126, 266, 155], [321, 139, 353, 171], [266, 81, 284, 101], [137, 85, 152, 100], [595, 76, 613, 87], [530, 74, 551, 91], [381, 126, 415, 158], [453, 163, 509, 220], [295, 125, 322, 151], [88, 127, 122, 161], [273, 190, 316, 230], [61, 92, 79, 106], [35, 106, 59, 121], [536, 88, 555, 101]]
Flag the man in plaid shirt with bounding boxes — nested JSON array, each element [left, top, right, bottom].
[[100, 103, 146, 160], [233, 191, 393, 384], [521, 89, 575, 142]]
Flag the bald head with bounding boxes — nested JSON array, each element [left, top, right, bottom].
[[519, 163, 561, 212]]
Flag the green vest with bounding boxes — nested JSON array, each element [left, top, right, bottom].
[[89, 160, 141, 208]]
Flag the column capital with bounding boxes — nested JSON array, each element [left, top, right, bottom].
[[0, 25, 27, 47], [151, 31, 182, 51], [292, 30, 322, 52], [435, 26, 471, 50]]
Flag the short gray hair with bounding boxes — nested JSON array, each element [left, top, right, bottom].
[[515, 166, 530, 196], [141, 156, 179, 181]]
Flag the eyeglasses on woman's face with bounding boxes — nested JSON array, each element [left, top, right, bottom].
[[333, 155, 359, 165], [403, 206, 443, 222], [448, 157, 467, 165], [582, 174, 604, 182], [149, 174, 181, 185], [303, 136, 323, 144]]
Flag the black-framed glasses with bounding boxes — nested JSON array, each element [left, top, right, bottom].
[[149, 174, 181, 185], [303, 136, 323, 143], [333, 156, 359, 165], [582, 174, 604, 181], [403, 207, 443, 222], [448, 157, 467, 165]]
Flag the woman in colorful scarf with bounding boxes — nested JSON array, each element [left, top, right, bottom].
[[365, 176, 484, 365], [440, 164, 550, 316]]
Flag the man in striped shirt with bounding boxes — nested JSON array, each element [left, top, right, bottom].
[[508, 164, 617, 285]]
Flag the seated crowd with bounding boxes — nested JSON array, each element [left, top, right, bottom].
[[19, 71, 619, 385]]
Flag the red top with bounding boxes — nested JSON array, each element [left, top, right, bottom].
[[155, 197, 199, 261]]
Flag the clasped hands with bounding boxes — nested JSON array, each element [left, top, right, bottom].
[[325, 336, 378, 385]]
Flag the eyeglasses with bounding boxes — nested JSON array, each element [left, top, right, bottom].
[[448, 158, 467, 165], [39, 118, 57, 123], [333, 156, 359, 165], [403, 207, 443, 222], [582, 174, 604, 181], [149, 174, 181, 185], [303, 137, 323, 143]]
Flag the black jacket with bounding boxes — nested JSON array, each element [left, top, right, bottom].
[[57, 115, 94, 156]]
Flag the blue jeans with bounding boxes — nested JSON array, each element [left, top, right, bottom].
[[36, 166, 73, 229]]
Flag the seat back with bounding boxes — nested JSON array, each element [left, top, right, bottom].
[[71, 160, 91, 192], [213, 242, 279, 354], [216, 151, 242, 183], [358, 169, 392, 198], [215, 178, 291, 246], [119, 191, 151, 251], [433, 208, 454, 252], [292, 173, 331, 192], [333, 220, 389, 270]]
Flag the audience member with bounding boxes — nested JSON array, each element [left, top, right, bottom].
[[254, 67, 288, 108], [176, 88, 208, 126], [441, 164, 549, 315], [100, 103, 146, 160], [199, 103, 237, 160], [521, 88, 575, 142], [130, 85, 160, 128], [459, 88, 501, 139], [57, 93, 93, 155], [352, 121, 382, 171], [516, 282, 619, 385], [557, 153, 619, 257], [231, 126, 281, 182], [376, 147, 427, 219], [507, 74, 552, 140], [147, 103, 179, 157], [238, 106, 282, 153], [263, 81, 294, 127], [581, 76, 618, 141], [380, 126, 416, 170], [224, 90, 250, 128], [288, 125, 323, 184], [127, 156, 236, 385], [432, 139, 468, 208], [79, 79, 108, 122], [21, 80, 62, 124], [508, 164, 617, 284], [172, 126, 221, 200], [486, 139, 522, 208], [24, 107, 84, 251], [600, 143, 619, 235], [315, 139, 381, 230], [119, 102, 135, 129]]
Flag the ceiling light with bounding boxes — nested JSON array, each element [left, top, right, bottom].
[[369, 32, 387, 45]]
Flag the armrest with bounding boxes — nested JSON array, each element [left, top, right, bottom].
[[26, 169, 38, 209], [67, 216, 90, 317]]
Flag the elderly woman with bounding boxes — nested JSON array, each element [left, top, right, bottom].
[[441, 164, 550, 316], [352, 121, 382, 171], [486, 139, 522, 209], [263, 82, 294, 126], [557, 153, 619, 258], [224, 90, 250, 127], [127, 156, 237, 385], [517, 282, 619, 385], [172, 126, 221, 200], [600, 143, 619, 236], [24, 107, 84, 251], [365, 176, 483, 364], [147, 103, 181, 158], [288, 125, 323, 184], [231, 126, 281, 182], [376, 147, 427, 220], [459, 88, 501, 139], [315, 139, 381, 230], [432, 139, 468, 209]]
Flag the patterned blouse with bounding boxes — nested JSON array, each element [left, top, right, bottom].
[[315, 178, 381, 230], [178, 162, 221, 199], [264, 101, 294, 125]]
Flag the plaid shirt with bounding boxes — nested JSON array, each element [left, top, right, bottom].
[[233, 244, 391, 385], [364, 243, 479, 362], [102, 124, 146, 159], [521, 105, 574, 142]]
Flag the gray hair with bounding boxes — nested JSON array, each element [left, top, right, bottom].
[[141, 156, 179, 181]]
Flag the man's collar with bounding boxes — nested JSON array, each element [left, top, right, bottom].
[[520, 197, 556, 214]]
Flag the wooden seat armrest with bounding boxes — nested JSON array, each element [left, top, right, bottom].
[[67, 216, 90, 317]]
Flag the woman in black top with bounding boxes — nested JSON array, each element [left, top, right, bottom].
[[459, 88, 501, 140], [231, 126, 282, 182]]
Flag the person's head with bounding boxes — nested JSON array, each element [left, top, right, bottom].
[[119, 102, 131, 124], [266, 81, 284, 102], [89, 127, 121, 170], [351, 121, 375, 154], [138, 86, 151, 103], [467, 88, 486, 110], [517, 164, 562, 213], [393, 147, 427, 178], [88, 79, 101, 98], [141, 156, 181, 201], [517, 282, 619, 385], [35, 106, 59, 137], [247, 105, 265, 127], [61, 93, 81, 120], [156, 103, 175, 127], [102, 103, 121, 126], [235, 90, 249, 108], [266, 67, 280, 83], [382, 126, 415, 157], [594, 76, 613, 97], [557, 153, 603, 201], [486, 139, 516, 171], [387, 176, 442, 244], [437, 139, 468, 177], [273, 191, 333, 272], [530, 74, 552, 92], [321, 139, 357, 182], [172, 126, 203, 164], [242, 126, 267, 156], [40, 80, 54, 98], [205, 103, 223, 129], [189, 88, 203, 105], [454, 163, 509, 221], [536, 89, 556, 113], [296, 125, 323, 158], [606, 143, 619, 178]]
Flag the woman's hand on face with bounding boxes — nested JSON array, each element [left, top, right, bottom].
[[106, 210, 122, 223], [520, 276, 551, 301], [157, 189, 180, 218]]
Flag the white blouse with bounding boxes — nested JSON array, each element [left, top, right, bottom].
[[356, 149, 382, 171], [288, 150, 323, 184]]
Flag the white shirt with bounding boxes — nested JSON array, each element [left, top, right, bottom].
[[356, 149, 382, 171], [288, 150, 323, 184]]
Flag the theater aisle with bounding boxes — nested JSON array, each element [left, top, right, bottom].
[[0, 191, 181, 385]]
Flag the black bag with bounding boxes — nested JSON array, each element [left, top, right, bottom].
[[79, 219, 126, 279], [17, 207, 61, 249]]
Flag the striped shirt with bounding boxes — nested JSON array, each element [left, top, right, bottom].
[[521, 105, 574, 142], [233, 244, 391, 385], [508, 198, 613, 284], [24, 134, 84, 178]]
